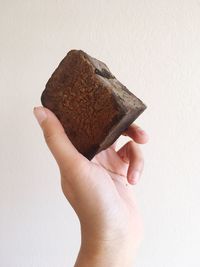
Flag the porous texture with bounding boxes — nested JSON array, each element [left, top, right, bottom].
[[41, 50, 146, 160]]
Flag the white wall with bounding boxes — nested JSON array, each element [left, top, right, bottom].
[[1, 0, 200, 266]]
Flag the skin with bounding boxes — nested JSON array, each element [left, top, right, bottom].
[[34, 106, 149, 267]]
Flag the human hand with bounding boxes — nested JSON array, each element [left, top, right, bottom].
[[34, 106, 149, 267]]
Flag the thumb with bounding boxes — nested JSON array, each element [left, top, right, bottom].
[[33, 106, 89, 171]]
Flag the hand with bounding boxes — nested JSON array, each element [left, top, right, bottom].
[[34, 106, 149, 267]]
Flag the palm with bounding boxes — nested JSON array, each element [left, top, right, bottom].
[[92, 146, 128, 179], [62, 127, 147, 224], [91, 145, 134, 203], [88, 140, 142, 206], [85, 146, 142, 244], [89, 146, 136, 211]]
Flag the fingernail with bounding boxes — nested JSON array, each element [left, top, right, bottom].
[[136, 127, 146, 135], [33, 107, 47, 125], [130, 171, 140, 185]]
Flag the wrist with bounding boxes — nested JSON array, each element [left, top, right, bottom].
[[74, 204, 143, 267]]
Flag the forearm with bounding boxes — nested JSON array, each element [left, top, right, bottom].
[[74, 238, 136, 267]]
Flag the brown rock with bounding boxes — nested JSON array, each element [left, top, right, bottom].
[[41, 50, 146, 160]]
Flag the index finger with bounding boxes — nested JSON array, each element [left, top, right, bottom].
[[123, 124, 149, 144]]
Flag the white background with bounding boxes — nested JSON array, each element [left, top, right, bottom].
[[1, 0, 200, 266]]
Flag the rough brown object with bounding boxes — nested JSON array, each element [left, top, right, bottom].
[[41, 50, 146, 160]]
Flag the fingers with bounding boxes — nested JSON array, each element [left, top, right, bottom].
[[117, 140, 144, 185], [110, 140, 118, 150], [109, 124, 148, 151], [123, 124, 149, 144], [33, 106, 88, 172]]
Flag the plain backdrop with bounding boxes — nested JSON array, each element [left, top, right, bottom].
[[1, 0, 200, 266]]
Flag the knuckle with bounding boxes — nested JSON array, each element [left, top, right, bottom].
[[44, 132, 56, 145], [44, 131, 65, 145]]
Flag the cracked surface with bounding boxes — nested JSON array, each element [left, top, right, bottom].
[[41, 50, 146, 159]]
